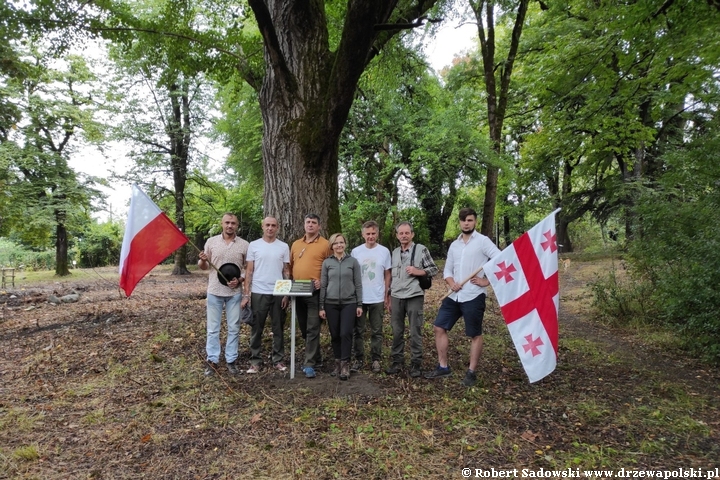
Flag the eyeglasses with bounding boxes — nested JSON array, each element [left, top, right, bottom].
[[298, 247, 306, 259]]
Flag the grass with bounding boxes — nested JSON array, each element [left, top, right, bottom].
[[12, 445, 40, 461]]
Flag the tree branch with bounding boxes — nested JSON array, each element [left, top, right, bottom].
[[247, 0, 297, 95]]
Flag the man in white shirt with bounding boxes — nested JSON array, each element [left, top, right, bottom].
[[242, 217, 290, 373], [350, 221, 391, 373], [425, 208, 500, 387]]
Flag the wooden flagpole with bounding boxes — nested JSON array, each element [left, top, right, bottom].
[[441, 265, 485, 300], [186, 237, 232, 286]]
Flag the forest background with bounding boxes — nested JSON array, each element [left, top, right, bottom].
[[1, 0, 719, 361]]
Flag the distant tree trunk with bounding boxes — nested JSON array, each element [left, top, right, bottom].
[[557, 159, 574, 252], [472, 0, 530, 240], [374, 139, 399, 242], [248, 0, 439, 238], [55, 213, 70, 276], [556, 217, 572, 253], [413, 171, 456, 256], [169, 80, 191, 275]]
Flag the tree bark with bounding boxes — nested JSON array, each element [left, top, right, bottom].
[[472, 0, 530, 241], [169, 80, 191, 275], [55, 214, 70, 276], [248, 0, 438, 239]]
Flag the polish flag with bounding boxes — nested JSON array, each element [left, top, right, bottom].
[[119, 185, 188, 297], [482, 209, 561, 383]]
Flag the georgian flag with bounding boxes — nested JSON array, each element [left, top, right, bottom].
[[483, 209, 560, 383], [119, 185, 188, 297]]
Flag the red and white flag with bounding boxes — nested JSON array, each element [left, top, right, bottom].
[[482, 209, 560, 383], [119, 185, 188, 297]]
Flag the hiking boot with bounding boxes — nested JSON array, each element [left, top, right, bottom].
[[424, 365, 451, 379], [227, 360, 240, 375], [410, 362, 422, 378], [339, 361, 350, 381], [385, 362, 402, 375], [462, 369, 478, 387], [350, 359, 363, 373], [331, 359, 341, 377], [371, 360, 381, 373], [204, 361, 218, 377]]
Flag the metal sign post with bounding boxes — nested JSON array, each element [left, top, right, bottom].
[[273, 280, 313, 379]]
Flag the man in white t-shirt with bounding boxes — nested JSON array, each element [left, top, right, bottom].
[[350, 221, 391, 373], [242, 217, 290, 373]]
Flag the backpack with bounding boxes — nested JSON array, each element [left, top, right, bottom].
[[411, 244, 432, 290]]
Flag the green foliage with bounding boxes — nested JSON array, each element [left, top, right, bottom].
[[0, 238, 54, 271], [628, 196, 720, 362], [339, 41, 493, 254], [215, 76, 263, 187], [592, 117, 720, 362], [223, 183, 264, 241], [0, 41, 104, 275], [74, 220, 123, 268]]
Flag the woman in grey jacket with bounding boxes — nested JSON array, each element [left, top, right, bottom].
[[319, 233, 363, 380]]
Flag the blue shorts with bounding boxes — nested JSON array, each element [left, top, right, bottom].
[[433, 294, 486, 337]]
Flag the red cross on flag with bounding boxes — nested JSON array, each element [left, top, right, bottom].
[[482, 209, 561, 383]]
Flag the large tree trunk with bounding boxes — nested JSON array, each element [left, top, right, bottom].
[[473, 0, 529, 241], [248, 0, 438, 238]]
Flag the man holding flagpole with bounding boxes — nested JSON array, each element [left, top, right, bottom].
[[425, 208, 500, 387], [198, 213, 249, 376]]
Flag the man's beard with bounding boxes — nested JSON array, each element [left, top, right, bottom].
[[461, 227, 474, 235]]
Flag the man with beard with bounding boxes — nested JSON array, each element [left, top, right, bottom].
[[198, 213, 249, 376], [425, 208, 500, 387]]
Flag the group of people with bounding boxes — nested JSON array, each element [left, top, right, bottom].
[[198, 207, 498, 387]]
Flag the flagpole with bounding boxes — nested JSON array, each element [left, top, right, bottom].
[[441, 266, 484, 300], [186, 237, 232, 286]]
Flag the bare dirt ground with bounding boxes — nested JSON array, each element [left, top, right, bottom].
[[1, 260, 718, 479]]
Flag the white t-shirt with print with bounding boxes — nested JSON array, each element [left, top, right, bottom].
[[351, 243, 391, 304]]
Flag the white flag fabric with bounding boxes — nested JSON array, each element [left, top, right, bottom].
[[483, 209, 560, 383], [119, 185, 188, 297]]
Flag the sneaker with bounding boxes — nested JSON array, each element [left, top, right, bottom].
[[246, 365, 260, 374], [424, 365, 451, 379], [303, 367, 316, 379], [227, 361, 240, 375], [462, 369, 478, 387], [385, 362, 402, 375], [410, 362, 422, 378], [350, 359, 363, 373], [204, 361, 218, 377], [371, 360, 381, 373], [273, 362, 287, 372]]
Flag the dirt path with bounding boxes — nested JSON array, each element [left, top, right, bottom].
[[1, 261, 718, 477], [559, 259, 720, 395]]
